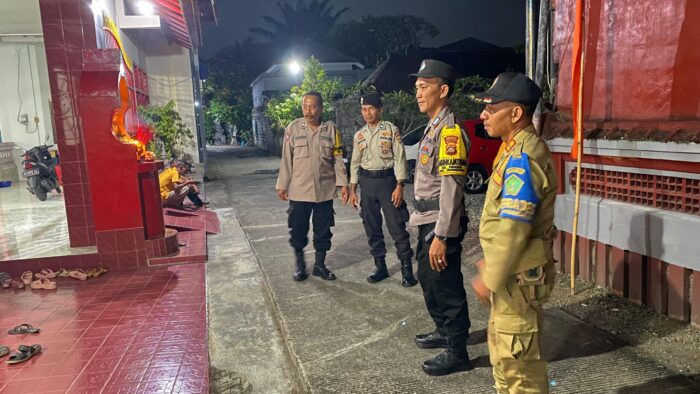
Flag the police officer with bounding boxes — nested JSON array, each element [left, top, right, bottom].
[[469, 73, 557, 393], [276, 91, 350, 282], [348, 93, 418, 287], [409, 59, 473, 376]]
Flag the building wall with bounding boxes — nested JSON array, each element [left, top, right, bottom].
[[547, 0, 700, 326], [145, 41, 198, 162], [0, 42, 54, 178], [552, 0, 700, 122]]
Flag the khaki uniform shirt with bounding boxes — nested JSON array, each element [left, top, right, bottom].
[[410, 106, 471, 237], [276, 118, 349, 202], [479, 125, 558, 291], [349, 120, 408, 184]]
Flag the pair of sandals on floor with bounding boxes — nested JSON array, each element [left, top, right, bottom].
[[1, 324, 42, 364], [7, 267, 108, 290]]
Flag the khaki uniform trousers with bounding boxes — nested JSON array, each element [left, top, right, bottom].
[[488, 263, 554, 394]]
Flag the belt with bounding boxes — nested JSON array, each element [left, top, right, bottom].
[[358, 167, 394, 178], [413, 198, 440, 213]]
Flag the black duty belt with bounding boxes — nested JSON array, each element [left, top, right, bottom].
[[413, 198, 440, 213], [359, 167, 394, 178]]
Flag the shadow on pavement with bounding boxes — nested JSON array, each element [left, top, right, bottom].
[[616, 374, 700, 393]]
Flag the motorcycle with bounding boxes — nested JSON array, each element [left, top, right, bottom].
[[21, 144, 61, 201]]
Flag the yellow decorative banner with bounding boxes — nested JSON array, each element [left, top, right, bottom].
[[102, 14, 133, 72]]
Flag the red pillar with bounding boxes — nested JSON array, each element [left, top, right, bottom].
[[610, 247, 626, 297], [667, 265, 690, 322], [594, 242, 609, 288], [646, 258, 667, 315], [627, 252, 645, 305]]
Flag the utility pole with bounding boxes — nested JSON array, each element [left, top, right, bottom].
[[526, 0, 538, 79]]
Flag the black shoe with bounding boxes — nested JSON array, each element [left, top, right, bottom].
[[421, 348, 473, 376], [400, 258, 418, 287], [293, 251, 308, 282], [367, 257, 389, 283], [414, 330, 448, 349], [312, 252, 336, 280]]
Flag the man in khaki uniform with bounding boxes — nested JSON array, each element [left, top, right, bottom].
[[470, 73, 557, 393], [409, 60, 474, 376], [276, 91, 349, 281], [348, 93, 417, 287]]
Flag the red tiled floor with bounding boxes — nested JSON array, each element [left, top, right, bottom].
[[0, 264, 208, 393]]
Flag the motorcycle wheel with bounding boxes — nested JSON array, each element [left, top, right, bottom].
[[35, 187, 48, 201]]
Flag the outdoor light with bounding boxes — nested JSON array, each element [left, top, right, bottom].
[[136, 1, 155, 16], [194, 101, 200, 107], [90, 0, 106, 15], [288, 61, 301, 75]]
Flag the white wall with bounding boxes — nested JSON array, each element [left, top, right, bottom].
[[145, 41, 198, 162], [0, 43, 53, 151]]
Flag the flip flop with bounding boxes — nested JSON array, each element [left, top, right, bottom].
[[11, 279, 25, 289], [6, 344, 41, 364], [1, 278, 10, 289], [36, 269, 57, 279], [55, 268, 70, 277], [68, 269, 88, 281], [31, 278, 57, 290], [0, 346, 9, 357], [8, 324, 40, 335], [21, 271, 33, 285], [92, 267, 108, 278]]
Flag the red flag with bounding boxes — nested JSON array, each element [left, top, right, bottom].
[[570, 0, 585, 160]]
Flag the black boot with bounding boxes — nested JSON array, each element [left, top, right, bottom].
[[414, 329, 448, 349], [312, 252, 336, 280], [421, 336, 473, 376], [400, 258, 418, 287], [367, 256, 389, 283], [293, 250, 308, 282]]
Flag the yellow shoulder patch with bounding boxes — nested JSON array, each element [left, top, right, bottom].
[[438, 125, 467, 176]]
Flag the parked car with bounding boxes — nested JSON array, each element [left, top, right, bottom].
[[403, 119, 502, 193]]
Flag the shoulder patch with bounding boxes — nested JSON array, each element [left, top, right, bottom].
[[499, 153, 539, 223], [394, 131, 402, 142], [438, 125, 467, 176]]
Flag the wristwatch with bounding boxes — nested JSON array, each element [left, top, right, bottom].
[[435, 234, 448, 243], [397, 181, 405, 187]]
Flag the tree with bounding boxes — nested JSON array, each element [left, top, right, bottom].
[[139, 101, 194, 159], [251, 0, 349, 47], [330, 15, 439, 67], [265, 56, 343, 130], [202, 42, 259, 144]]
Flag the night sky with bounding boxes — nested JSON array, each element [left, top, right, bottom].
[[200, 0, 526, 58]]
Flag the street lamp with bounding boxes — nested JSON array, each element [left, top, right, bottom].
[[136, 1, 155, 16], [288, 61, 301, 75]]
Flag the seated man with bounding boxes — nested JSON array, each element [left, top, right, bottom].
[[159, 160, 206, 208]]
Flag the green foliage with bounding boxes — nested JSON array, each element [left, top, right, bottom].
[[250, 0, 348, 47], [381, 90, 424, 134], [451, 75, 493, 120], [202, 53, 253, 144], [331, 15, 439, 67], [139, 101, 193, 159], [265, 57, 343, 130]]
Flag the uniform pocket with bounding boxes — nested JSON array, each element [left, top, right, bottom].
[[380, 138, 393, 159], [494, 331, 542, 361], [293, 140, 309, 158]]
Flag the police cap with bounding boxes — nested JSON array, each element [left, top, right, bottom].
[[409, 59, 461, 82], [470, 72, 542, 106], [360, 93, 382, 108]]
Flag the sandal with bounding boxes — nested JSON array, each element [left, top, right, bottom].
[[55, 268, 70, 277], [1, 278, 10, 289], [8, 324, 40, 335], [6, 344, 41, 365], [0, 346, 9, 357], [21, 271, 33, 285], [11, 280, 25, 289], [31, 278, 57, 290], [36, 269, 57, 279], [68, 269, 88, 281], [86, 267, 108, 279]]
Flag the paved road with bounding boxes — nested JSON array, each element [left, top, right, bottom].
[[206, 146, 700, 394]]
